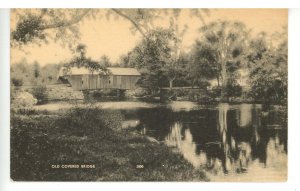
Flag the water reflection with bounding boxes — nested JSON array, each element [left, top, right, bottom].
[[165, 123, 207, 168], [129, 103, 287, 181], [121, 119, 140, 129]]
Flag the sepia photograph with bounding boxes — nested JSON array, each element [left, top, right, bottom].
[[9, 8, 288, 182]]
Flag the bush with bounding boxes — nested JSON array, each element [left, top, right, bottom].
[[187, 90, 208, 102], [209, 86, 221, 98], [208, 85, 242, 100], [11, 78, 23, 87], [83, 89, 123, 102], [249, 79, 287, 103], [83, 90, 101, 102], [11, 91, 37, 110], [131, 88, 150, 97], [225, 84, 242, 97], [57, 107, 124, 135], [31, 86, 47, 104], [174, 89, 190, 97]]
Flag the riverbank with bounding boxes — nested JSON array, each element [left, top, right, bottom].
[[10, 107, 208, 181]]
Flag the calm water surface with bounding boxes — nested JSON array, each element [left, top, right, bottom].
[[119, 102, 287, 181]]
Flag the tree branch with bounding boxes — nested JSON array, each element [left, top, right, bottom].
[[111, 9, 147, 38], [38, 9, 91, 30]]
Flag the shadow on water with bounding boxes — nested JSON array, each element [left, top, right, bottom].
[[121, 102, 287, 181]]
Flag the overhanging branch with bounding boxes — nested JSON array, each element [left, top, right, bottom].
[[111, 9, 147, 38], [38, 9, 91, 30]]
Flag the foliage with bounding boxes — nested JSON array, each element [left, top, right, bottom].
[[196, 21, 249, 100], [11, 60, 63, 86], [31, 86, 47, 104], [58, 107, 124, 133], [187, 90, 211, 102], [33, 61, 41, 78], [12, 12, 47, 44], [12, 9, 210, 91], [247, 31, 287, 103], [11, 78, 24, 87], [10, 9, 287, 104], [99, 55, 112, 68], [189, 41, 219, 88], [172, 53, 191, 87], [64, 44, 110, 75], [82, 89, 122, 102], [11, 9, 90, 47], [127, 28, 175, 92], [66, 57, 105, 73], [120, 9, 206, 89], [11, 91, 38, 110], [11, 107, 208, 181], [225, 83, 242, 97], [11, 9, 209, 48], [209, 86, 222, 98], [40, 63, 64, 84], [126, 28, 189, 92]]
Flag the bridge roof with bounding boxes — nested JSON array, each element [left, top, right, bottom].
[[107, 67, 141, 76], [58, 67, 140, 77]]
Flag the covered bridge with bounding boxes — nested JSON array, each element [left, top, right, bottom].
[[58, 67, 141, 90]]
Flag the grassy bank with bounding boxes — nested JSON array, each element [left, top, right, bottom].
[[11, 107, 208, 181]]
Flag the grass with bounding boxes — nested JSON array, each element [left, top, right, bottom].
[[10, 107, 208, 181]]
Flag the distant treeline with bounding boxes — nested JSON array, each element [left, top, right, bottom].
[[11, 60, 64, 86]]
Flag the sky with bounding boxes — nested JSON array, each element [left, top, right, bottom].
[[10, 9, 288, 66]]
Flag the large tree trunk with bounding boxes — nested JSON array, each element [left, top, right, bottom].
[[169, 79, 174, 90], [220, 60, 228, 102]]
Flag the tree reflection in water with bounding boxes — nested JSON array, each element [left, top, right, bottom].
[[128, 102, 287, 180], [162, 103, 287, 180]]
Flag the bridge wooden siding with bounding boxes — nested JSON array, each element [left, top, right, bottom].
[[58, 67, 141, 91]]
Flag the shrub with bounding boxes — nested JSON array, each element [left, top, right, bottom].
[[209, 86, 221, 98], [11, 78, 23, 87], [82, 90, 100, 102], [11, 91, 37, 110], [132, 88, 150, 97], [57, 106, 124, 136], [83, 89, 123, 102], [31, 86, 47, 104], [174, 89, 190, 97], [225, 83, 242, 97]]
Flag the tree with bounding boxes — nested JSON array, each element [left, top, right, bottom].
[[75, 43, 87, 59], [11, 9, 91, 46], [12, 9, 209, 88], [163, 10, 188, 89], [172, 52, 191, 87], [12, 9, 209, 77], [40, 63, 64, 84], [127, 28, 178, 92], [99, 55, 111, 68], [33, 61, 40, 78], [110, 9, 209, 90], [189, 40, 219, 88], [118, 46, 147, 68], [65, 44, 109, 74], [126, 9, 207, 89], [198, 21, 249, 100], [117, 54, 130, 67], [247, 30, 287, 102]]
